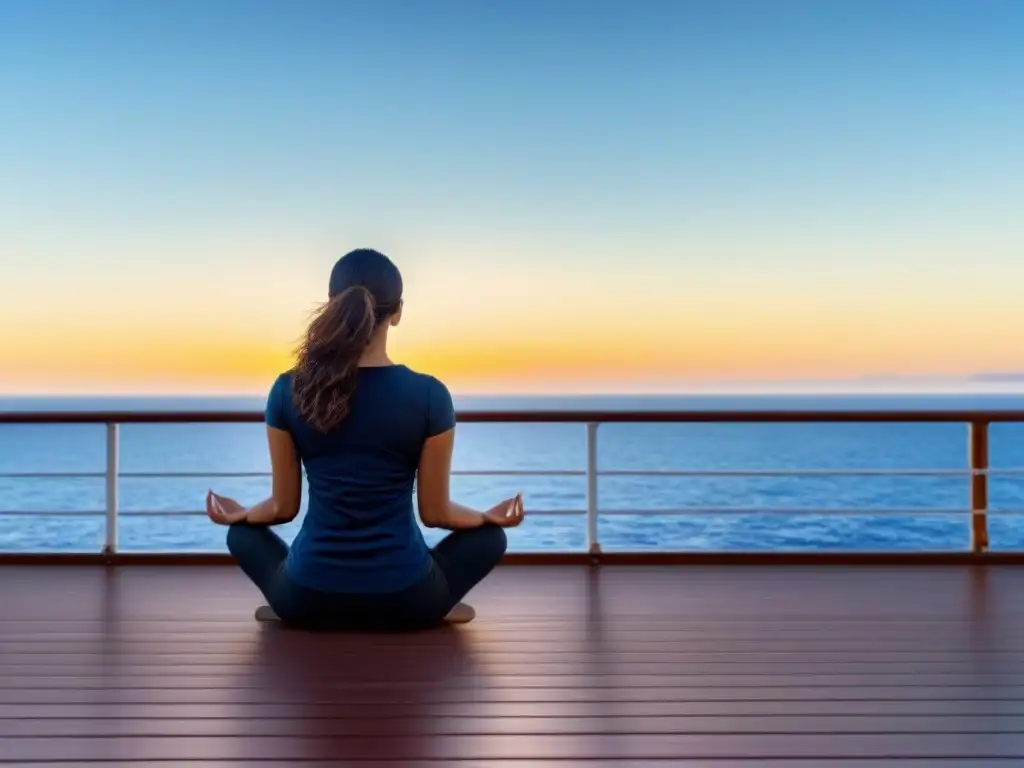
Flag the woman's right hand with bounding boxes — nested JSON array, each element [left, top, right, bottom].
[[206, 490, 249, 526], [483, 493, 525, 527]]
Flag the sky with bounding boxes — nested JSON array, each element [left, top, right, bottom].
[[1, 0, 1023, 395]]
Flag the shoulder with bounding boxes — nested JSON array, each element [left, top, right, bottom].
[[265, 371, 295, 429], [397, 366, 450, 399], [271, 370, 294, 390], [397, 366, 455, 435], [269, 371, 294, 403]]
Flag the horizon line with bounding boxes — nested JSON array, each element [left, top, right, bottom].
[[4, 374, 1024, 400], [5, 385, 1024, 401]]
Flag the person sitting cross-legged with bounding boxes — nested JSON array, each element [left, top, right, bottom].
[[206, 248, 525, 630]]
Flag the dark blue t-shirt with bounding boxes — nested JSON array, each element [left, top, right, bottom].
[[264, 365, 456, 593]]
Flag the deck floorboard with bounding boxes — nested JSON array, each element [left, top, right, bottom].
[[1, 563, 1023, 764]]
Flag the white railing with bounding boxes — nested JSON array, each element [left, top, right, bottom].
[[2, 408, 1024, 554]]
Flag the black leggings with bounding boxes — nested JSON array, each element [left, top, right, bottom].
[[226, 521, 508, 631]]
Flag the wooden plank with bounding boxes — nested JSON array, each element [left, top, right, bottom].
[[9, 617, 1024, 630], [4, 638, 1019, 651], [4, 672, 1024, 688], [6, 699, 1024, 719], [5, 714, 1024, 737], [5, 622, 1024, 635], [0, 648, 1020, 661], [3, 660, 1019, 675], [6, 686, 1024, 705], [5, 733, 1024, 761]]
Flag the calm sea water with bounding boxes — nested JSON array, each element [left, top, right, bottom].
[[3, 394, 1024, 553]]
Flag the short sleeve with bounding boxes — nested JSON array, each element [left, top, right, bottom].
[[264, 373, 291, 431], [426, 377, 456, 437]]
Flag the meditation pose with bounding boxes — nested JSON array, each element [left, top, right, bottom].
[[205, 248, 524, 629]]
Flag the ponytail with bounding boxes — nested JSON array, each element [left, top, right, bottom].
[[292, 285, 377, 432]]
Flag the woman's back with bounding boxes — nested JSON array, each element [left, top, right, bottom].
[[266, 364, 455, 594]]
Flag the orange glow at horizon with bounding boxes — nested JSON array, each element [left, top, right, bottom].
[[3, 248, 1024, 395], [3, 305, 1023, 395]]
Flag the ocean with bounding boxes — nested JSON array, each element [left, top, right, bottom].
[[3, 393, 1024, 554]]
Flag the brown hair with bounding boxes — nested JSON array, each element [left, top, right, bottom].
[[292, 249, 403, 432]]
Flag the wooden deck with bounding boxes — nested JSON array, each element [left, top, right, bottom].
[[2, 564, 1024, 765]]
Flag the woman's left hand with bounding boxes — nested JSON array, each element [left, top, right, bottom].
[[206, 490, 249, 526]]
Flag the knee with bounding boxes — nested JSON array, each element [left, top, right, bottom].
[[481, 523, 508, 563], [225, 521, 255, 557]]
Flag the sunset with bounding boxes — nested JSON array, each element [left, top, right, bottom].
[[4, 255, 1024, 393]]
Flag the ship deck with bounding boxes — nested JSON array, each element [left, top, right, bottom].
[[2, 562, 1024, 765]]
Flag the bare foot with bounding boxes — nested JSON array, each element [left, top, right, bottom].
[[254, 605, 280, 622], [444, 602, 476, 624]]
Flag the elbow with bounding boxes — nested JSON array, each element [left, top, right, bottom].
[[273, 496, 301, 523], [418, 505, 447, 529]]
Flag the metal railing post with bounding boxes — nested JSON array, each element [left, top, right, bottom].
[[104, 423, 119, 555], [968, 420, 989, 553], [585, 422, 601, 555]]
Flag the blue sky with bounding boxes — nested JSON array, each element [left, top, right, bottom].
[[1, 0, 1023, 393]]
